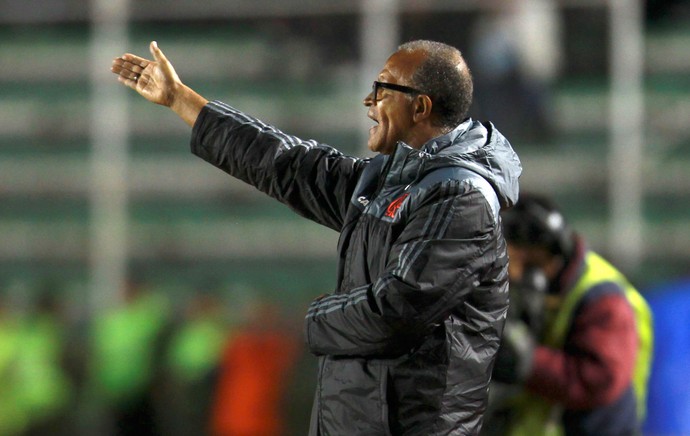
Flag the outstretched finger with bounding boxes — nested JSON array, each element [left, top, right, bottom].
[[121, 53, 150, 69], [122, 60, 145, 75], [111, 60, 124, 74], [111, 57, 129, 73], [117, 74, 139, 90], [112, 55, 147, 71], [110, 62, 141, 83]]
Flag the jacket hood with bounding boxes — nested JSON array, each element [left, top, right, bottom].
[[419, 118, 522, 209]]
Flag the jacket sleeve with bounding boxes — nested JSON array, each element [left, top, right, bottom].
[[525, 291, 638, 409], [305, 183, 506, 357], [190, 100, 365, 231]]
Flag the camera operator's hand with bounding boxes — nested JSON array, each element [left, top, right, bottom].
[[508, 267, 548, 337], [492, 320, 535, 384]]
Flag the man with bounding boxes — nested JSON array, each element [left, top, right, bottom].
[[111, 39, 521, 434], [490, 193, 653, 435]]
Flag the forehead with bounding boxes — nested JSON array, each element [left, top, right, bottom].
[[378, 49, 426, 82], [508, 243, 554, 265]]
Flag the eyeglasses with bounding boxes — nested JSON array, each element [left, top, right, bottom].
[[371, 80, 423, 103]]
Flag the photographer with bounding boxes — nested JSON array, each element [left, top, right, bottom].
[[486, 193, 653, 436]]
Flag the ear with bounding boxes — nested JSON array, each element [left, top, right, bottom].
[[412, 94, 433, 123]]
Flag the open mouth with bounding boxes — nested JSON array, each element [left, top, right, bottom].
[[368, 112, 379, 134]]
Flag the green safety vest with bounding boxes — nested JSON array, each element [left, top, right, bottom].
[[16, 316, 72, 423], [166, 318, 227, 383], [92, 292, 170, 402], [509, 251, 654, 436]]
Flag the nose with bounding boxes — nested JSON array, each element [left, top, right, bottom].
[[363, 91, 374, 107]]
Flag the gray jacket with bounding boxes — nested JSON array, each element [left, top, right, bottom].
[[191, 100, 522, 435]]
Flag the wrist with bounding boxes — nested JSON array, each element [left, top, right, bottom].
[[169, 83, 209, 127]]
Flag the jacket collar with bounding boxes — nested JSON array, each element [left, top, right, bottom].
[[420, 118, 473, 155], [381, 119, 475, 189]]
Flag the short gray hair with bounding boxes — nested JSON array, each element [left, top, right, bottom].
[[398, 40, 474, 128]]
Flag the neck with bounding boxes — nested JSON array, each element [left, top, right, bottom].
[[408, 125, 451, 150]]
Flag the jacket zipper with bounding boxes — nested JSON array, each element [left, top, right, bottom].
[[405, 152, 426, 191]]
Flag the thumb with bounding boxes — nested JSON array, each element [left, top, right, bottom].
[[149, 40, 179, 81], [149, 40, 167, 63]]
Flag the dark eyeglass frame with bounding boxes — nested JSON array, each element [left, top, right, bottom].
[[371, 80, 423, 103]]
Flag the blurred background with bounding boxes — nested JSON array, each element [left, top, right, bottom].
[[0, 0, 689, 434]]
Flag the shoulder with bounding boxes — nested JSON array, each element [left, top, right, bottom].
[[414, 166, 500, 222], [574, 285, 635, 327]]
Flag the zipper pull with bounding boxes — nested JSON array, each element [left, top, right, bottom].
[[405, 153, 426, 190]]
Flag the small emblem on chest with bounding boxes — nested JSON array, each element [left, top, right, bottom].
[[385, 193, 410, 218]]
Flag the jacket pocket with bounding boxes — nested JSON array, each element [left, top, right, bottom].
[[319, 358, 392, 435]]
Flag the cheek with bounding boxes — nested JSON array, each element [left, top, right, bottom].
[[380, 113, 405, 139], [508, 260, 523, 282], [375, 115, 394, 141], [507, 247, 525, 281], [542, 256, 565, 281]]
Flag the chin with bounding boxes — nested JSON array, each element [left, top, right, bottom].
[[367, 140, 381, 154], [368, 138, 393, 155]]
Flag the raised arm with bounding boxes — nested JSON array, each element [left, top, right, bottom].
[[110, 41, 208, 127]]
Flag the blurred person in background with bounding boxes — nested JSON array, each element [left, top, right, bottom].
[[210, 299, 300, 436], [0, 283, 76, 436], [469, 0, 561, 143], [159, 286, 229, 436], [484, 193, 653, 435], [111, 38, 521, 434], [0, 292, 27, 435], [89, 278, 171, 436], [15, 285, 75, 436]]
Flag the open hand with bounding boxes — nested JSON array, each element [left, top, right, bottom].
[[111, 41, 181, 107]]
